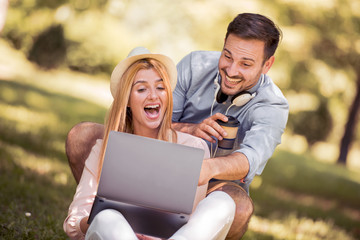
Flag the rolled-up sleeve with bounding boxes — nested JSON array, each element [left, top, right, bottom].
[[63, 140, 103, 240], [236, 92, 288, 188]]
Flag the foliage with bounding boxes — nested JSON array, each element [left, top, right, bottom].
[[289, 99, 333, 145], [272, 0, 360, 156], [28, 24, 67, 69]]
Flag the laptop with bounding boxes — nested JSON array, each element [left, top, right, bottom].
[[88, 131, 205, 238]]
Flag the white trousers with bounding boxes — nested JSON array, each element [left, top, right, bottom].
[[85, 191, 235, 240]]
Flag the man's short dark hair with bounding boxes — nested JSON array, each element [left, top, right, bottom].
[[226, 13, 282, 61]]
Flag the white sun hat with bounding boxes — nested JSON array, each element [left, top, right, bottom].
[[110, 47, 177, 98]]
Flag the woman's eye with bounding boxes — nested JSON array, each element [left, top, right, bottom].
[[137, 88, 146, 92]]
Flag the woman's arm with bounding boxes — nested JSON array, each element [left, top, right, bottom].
[[63, 140, 102, 239]]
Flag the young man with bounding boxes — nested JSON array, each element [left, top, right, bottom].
[[66, 13, 288, 239]]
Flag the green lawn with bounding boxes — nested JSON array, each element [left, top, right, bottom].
[[0, 43, 359, 239]]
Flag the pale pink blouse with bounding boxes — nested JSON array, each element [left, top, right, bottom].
[[63, 131, 210, 240]]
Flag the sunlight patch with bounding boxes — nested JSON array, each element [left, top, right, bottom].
[[279, 133, 308, 154], [0, 141, 72, 185], [249, 214, 354, 240], [311, 141, 338, 163], [267, 186, 336, 211], [0, 102, 60, 133], [251, 176, 262, 189]]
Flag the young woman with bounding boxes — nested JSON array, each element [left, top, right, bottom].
[[63, 47, 235, 240]]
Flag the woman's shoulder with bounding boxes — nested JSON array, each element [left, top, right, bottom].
[[176, 131, 210, 159], [176, 131, 207, 148]]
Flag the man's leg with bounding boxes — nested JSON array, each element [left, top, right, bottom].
[[208, 181, 254, 240], [65, 122, 104, 183]]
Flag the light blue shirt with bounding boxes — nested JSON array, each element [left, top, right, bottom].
[[172, 51, 289, 192]]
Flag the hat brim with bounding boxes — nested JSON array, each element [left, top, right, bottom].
[[110, 53, 177, 98]]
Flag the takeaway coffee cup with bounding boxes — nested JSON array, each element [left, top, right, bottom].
[[216, 116, 240, 149]]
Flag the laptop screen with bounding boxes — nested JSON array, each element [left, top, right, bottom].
[[97, 131, 205, 214]]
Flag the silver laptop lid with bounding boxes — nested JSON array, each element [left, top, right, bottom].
[[97, 131, 204, 214]]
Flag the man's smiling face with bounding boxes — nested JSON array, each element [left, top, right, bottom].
[[218, 34, 274, 96]]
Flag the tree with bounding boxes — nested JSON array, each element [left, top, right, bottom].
[[308, 1, 360, 164], [268, 0, 359, 164]]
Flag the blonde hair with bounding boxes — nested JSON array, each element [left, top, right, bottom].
[[97, 58, 177, 180]]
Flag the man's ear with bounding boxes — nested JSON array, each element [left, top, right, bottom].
[[262, 56, 275, 74]]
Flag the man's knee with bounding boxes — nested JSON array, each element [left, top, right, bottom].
[[65, 122, 104, 183], [66, 122, 104, 160], [208, 181, 253, 217], [65, 122, 83, 162]]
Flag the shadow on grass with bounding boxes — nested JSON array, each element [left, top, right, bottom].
[[0, 79, 107, 163], [250, 150, 360, 239]]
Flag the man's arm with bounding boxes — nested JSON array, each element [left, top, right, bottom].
[[172, 113, 229, 143], [198, 152, 249, 186], [172, 113, 250, 185]]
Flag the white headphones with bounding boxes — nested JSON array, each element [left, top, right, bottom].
[[213, 73, 256, 112], [210, 73, 256, 116]]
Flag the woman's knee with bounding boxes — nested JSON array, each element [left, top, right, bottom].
[[205, 191, 236, 222], [87, 209, 137, 240], [91, 209, 126, 225]]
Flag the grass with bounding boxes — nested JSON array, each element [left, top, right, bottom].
[[0, 79, 106, 239], [0, 41, 359, 239]]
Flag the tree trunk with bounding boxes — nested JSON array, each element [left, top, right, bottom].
[[338, 74, 360, 164]]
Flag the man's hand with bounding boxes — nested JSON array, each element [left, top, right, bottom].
[[173, 113, 229, 143]]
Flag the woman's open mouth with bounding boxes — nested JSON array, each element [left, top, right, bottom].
[[144, 104, 160, 119]]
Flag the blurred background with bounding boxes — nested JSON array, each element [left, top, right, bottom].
[[0, 0, 359, 239]]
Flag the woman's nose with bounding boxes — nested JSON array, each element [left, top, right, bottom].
[[148, 88, 159, 99]]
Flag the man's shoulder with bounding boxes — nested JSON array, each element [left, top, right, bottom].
[[177, 51, 220, 84], [178, 50, 221, 68], [258, 75, 288, 105], [189, 50, 221, 63], [189, 50, 221, 57]]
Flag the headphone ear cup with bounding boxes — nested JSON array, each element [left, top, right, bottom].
[[231, 92, 255, 107], [216, 89, 228, 103]]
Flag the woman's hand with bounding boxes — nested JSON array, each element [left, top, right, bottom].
[[80, 217, 90, 234], [136, 234, 162, 240]]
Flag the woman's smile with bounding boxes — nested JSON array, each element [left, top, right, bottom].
[[144, 103, 161, 119], [128, 68, 168, 138]]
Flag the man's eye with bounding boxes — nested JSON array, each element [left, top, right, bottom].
[[225, 55, 231, 59]]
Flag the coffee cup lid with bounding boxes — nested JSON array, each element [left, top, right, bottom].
[[216, 116, 240, 127]]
